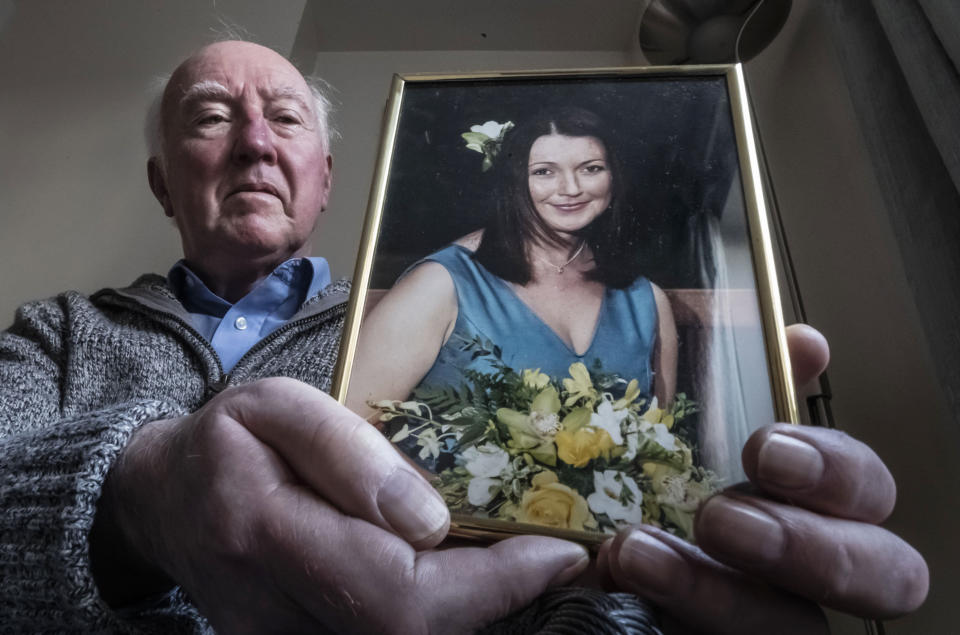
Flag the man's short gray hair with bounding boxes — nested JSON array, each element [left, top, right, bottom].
[[144, 69, 336, 164]]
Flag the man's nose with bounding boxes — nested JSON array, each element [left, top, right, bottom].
[[232, 116, 277, 164]]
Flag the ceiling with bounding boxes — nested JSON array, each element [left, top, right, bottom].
[[297, 0, 648, 52]]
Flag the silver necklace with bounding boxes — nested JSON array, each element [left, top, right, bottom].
[[537, 241, 586, 274]]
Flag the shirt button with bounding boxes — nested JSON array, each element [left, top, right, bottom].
[[234, 316, 248, 330]]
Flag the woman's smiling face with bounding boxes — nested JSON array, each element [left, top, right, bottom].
[[527, 133, 612, 236]]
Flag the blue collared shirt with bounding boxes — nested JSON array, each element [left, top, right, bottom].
[[167, 257, 331, 372]]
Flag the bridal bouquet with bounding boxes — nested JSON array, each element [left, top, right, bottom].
[[371, 337, 718, 541]]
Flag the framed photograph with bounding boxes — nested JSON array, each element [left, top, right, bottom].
[[333, 65, 797, 546]]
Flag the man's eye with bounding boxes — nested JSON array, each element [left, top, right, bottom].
[[274, 113, 303, 125], [197, 114, 228, 126]]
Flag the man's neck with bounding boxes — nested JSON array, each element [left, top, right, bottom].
[[184, 250, 308, 303]]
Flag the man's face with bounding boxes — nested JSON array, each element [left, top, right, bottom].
[[149, 41, 331, 267]]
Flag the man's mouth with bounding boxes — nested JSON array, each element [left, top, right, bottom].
[[231, 183, 280, 197]]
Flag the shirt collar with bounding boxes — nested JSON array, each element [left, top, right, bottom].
[[167, 257, 331, 318]]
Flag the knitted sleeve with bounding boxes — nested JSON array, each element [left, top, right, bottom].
[[0, 298, 67, 436], [0, 300, 205, 632]]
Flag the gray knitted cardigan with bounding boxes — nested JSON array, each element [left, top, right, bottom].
[[0, 274, 661, 635], [0, 273, 350, 632]]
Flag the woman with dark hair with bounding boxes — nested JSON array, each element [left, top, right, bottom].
[[474, 107, 646, 290], [349, 105, 677, 420]]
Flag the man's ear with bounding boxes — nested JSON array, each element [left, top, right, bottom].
[[320, 153, 333, 212], [147, 157, 174, 218]]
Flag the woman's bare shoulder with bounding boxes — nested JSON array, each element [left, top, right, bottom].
[[369, 260, 457, 332], [452, 229, 484, 252], [395, 259, 455, 295]]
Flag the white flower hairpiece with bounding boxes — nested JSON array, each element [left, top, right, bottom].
[[461, 120, 515, 171]]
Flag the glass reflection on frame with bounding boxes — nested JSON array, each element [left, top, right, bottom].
[[334, 65, 796, 545]]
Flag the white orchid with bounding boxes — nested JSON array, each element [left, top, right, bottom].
[[468, 120, 512, 143], [590, 399, 627, 445], [468, 477, 502, 506], [416, 429, 441, 460], [640, 421, 678, 452], [461, 120, 514, 171], [587, 470, 644, 524], [462, 444, 512, 507], [462, 443, 511, 478]]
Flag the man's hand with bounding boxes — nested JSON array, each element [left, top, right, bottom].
[[92, 377, 588, 633], [598, 325, 929, 633]]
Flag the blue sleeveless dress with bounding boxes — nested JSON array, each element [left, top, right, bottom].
[[415, 245, 658, 394]]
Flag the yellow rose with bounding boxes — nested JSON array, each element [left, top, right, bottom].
[[516, 471, 595, 531], [555, 426, 614, 468]]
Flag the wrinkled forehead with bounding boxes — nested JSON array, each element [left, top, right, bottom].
[[162, 43, 313, 121]]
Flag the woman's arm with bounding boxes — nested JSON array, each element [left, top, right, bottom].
[[345, 262, 459, 420], [650, 283, 678, 405]]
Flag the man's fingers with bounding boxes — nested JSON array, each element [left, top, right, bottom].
[[785, 323, 830, 386], [742, 423, 895, 522], [416, 536, 590, 632], [258, 487, 423, 633], [603, 526, 828, 634], [263, 491, 589, 634], [220, 377, 449, 549], [695, 493, 929, 618]]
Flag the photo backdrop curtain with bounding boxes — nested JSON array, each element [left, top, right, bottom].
[[825, 0, 960, 426]]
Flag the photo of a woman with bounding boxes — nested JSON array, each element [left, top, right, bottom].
[[348, 107, 677, 418], [338, 70, 782, 541], [343, 103, 730, 539]]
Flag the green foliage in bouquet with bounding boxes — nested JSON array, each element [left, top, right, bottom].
[[370, 336, 719, 541]]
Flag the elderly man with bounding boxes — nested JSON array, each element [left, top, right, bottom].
[[0, 41, 927, 633]]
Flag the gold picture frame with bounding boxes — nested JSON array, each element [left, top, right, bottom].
[[333, 64, 796, 546]]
